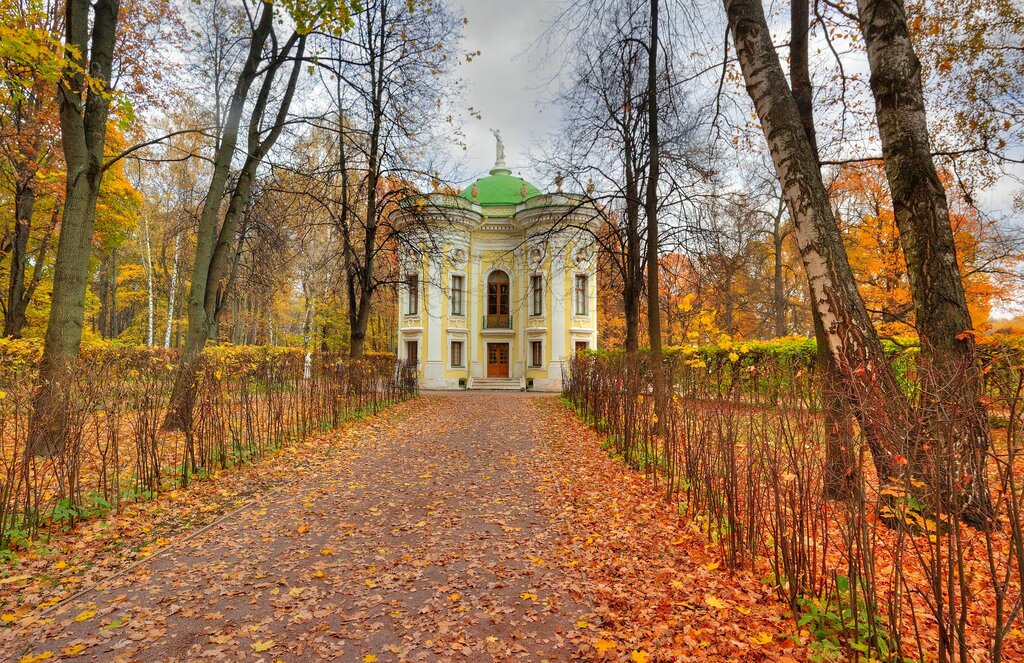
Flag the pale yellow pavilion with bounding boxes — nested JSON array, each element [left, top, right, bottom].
[[391, 137, 600, 390]]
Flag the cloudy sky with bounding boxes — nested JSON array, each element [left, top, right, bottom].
[[452, 0, 566, 189]]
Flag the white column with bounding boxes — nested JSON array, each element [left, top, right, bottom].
[[469, 251, 482, 380], [548, 238, 567, 387], [423, 256, 444, 388]]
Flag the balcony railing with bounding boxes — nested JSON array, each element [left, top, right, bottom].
[[483, 313, 512, 329]]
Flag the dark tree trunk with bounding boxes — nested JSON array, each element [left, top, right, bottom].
[[856, 0, 994, 526], [5, 185, 35, 337], [27, 0, 120, 456], [772, 199, 787, 338], [623, 105, 643, 352], [644, 0, 662, 357], [164, 18, 305, 429]]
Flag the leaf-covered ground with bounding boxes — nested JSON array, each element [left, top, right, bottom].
[[2, 393, 803, 661]]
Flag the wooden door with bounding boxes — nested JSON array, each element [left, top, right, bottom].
[[487, 343, 509, 377]]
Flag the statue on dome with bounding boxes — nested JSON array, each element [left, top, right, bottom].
[[490, 128, 505, 167]]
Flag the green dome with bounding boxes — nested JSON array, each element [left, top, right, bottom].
[[462, 167, 541, 206]]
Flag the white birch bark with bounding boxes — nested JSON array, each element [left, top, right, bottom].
[[165, 234, 180, 348]]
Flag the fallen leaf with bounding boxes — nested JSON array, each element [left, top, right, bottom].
[[19, 653, 53, 663], [251, 640, 274, 652]]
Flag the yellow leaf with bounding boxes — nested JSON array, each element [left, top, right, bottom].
[[485, 636, 498, 643], [704, 595, 727, 610], [670, 580, 684, 590], [61, 644, 87, 657], [320, 548, 334, 556], [447, 592, 461, 601], [251, 640, 274, 652], [705, 561, 720, 571], [1, 613, 17, 623], [595, 638, 617, 654], [363, 656, 377, 663], [750, 632, 774, 645], [577, 619, 590, 628], [520, 592, 538, 601], [19, 653, 53, 663], [631, 651, 649, 663], [74, 610, 95, 622]]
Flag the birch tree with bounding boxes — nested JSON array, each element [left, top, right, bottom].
[[856, 0, 994, 525], [723, 0, 918, 491]]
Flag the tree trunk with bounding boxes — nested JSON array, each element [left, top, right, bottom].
[[163, 17, 304, 429], [645, 0, 669, 437], [164, 233, 179, 348], [856, 0, 993, 526], [27, 0, 120, 456], [143, 203, 154, 346], [772, 198, 787, 338], [5, 185, 35, 337], [790, 0, 857, 500], [108, 246, 118, 338], [724, 0, 917, 487]]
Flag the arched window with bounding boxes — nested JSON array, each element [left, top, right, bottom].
[[486, 270, 510, 328]]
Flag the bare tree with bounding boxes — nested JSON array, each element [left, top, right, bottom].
[[317, 0, 462, 357], [164, 0, 328, 429]]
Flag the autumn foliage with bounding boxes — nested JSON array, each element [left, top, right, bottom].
[[0, 341, 413, 550], [565, 345, 1024, 660]]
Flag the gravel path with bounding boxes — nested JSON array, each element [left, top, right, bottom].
[[5, 393, 593, 662]]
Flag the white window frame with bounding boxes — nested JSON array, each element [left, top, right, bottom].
[[450, 273, 465, 317], [530, 273, 544, 317], [574, 273, 589, 316], [449, 339, 465, 368], [529, 339, 544, 368], [406, 273, 419, 316]]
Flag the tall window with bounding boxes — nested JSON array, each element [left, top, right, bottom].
[[405, 340, 419, 366], [451, 275, 464, 316], [531, 274, 543, 316], [530, 340, 543, 367], [450, 340, 464, 367], [486, 270, 510, 328], [574, 274, 588, 316], [406, 273, 419, 315]]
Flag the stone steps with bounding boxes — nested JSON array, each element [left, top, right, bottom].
[[469, 378, 523, 391]]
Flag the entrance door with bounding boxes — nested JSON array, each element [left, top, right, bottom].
[[487, 343, 509, 377]]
